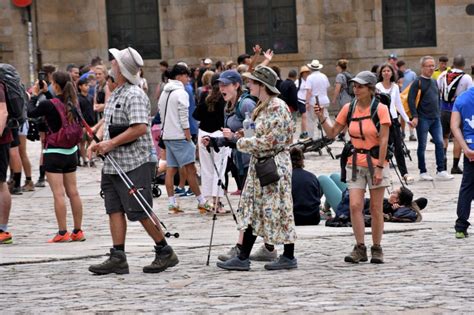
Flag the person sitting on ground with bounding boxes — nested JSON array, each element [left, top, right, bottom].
[[383, 186, 427, 223]]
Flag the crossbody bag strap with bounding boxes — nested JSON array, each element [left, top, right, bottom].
[[161, 90, 175, 133]]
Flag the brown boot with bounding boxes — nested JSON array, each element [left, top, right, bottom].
[[344, 244, 368, 263], [370, 244, 384, 264]]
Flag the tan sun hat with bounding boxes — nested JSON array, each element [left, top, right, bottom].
[[299, 65, 310, 74]]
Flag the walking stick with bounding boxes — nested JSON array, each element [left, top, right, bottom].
[[315, 96, 335, 159]]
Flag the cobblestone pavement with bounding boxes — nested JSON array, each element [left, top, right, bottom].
[[2, 138, 473, 314]]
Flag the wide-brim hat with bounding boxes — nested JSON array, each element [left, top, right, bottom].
[[109, 47, 143, 85], [299, 65, 310, 74], [306, 59, 324, 70], [242, 65, 280, 94]]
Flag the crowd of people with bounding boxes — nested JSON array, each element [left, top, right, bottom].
[[1, 47, 473, 273]]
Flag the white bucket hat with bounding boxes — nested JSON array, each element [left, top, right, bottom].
[[306, 59, 324, 70], [108, 47, 143, 85]]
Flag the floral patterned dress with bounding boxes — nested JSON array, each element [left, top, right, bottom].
[[236, 97, 296, 245]]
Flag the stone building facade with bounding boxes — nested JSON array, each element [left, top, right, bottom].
[[1, 0, 473, 98]]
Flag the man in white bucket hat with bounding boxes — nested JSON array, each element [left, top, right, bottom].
[[305, 59, 330, 139], [89, 47, 179, 275]]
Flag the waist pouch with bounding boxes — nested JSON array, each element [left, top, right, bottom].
[[255, 156, 280, 187], [108, 124, 136, 146]]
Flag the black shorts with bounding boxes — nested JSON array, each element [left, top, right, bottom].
[[10, 128, 20, 148], [0, 143, 10, 182], [101, 163, 154, 221], [441, 111, 452, 138], [297, 100, 307, 114], [43, 152, 78, 173]]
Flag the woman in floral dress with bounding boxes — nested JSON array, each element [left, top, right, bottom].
[[217, 66, 297, 271]]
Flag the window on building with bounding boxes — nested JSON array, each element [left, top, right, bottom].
[[106, 0, 161, 59], [382, 0, 436, 49], [243, 0, 298, 54]]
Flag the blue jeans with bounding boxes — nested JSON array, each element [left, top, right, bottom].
[[416, 117, 445, 173], [455, 156, 474, 232]]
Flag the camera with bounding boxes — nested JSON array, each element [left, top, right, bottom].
[[38, 71, 46, 89]]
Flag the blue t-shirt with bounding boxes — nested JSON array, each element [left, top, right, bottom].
[[452, 87, 474, 150], [185, 83, 198, 136]]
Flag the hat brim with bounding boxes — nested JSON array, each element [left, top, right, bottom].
[[242, 73, 280, 95], [109, 48, 141, 85], [306, 63, 323, 70], [350, 77, 370, 85], [216, 78, 233, 85]]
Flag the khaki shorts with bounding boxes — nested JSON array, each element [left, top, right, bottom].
[[346, 165, 391, 190]]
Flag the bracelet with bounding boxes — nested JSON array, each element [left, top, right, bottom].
[[376, 165, 384, 169], [320, 118, 327, 125]]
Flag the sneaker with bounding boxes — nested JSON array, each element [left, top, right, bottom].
[[70, 230, 86, 242], [455, 231, 468, 239], [299, 131, 310, 141], [264, 255, 298, 270], [9, 186, 23, 195], [403, 174, 415, 184], [451, 166, 463, 174], [88, 160, 96, 168], [0, 231, 13, 244], [230, 189, 242, 196], [409, 135, 417, 141], [249, 244, 278, 261], [48, 232, 71, 243], [370, 244, 384, 264], [168, 204, 183, 214], [35, 179, 46, 188], [216, 256, 250, 271], [197, 201, 212, 214], [185, 188, 194, 197], [218, 245, 241, 262], [344, 244, 368, 263], [174, 186, 186, 196], [419, 173, 434, 181], [143, 245, 179, 273], [21, 180, 35, 192], [89, 248, 129, 275], [435, 171, 454, 181]]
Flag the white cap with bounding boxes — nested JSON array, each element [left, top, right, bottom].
[[204, 58, 213, 65]]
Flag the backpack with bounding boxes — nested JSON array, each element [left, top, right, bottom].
[[400, 78, 422, 119], [45, 98, 83, 149], [441, 70, 465, 103], [235, 90, 257, 121], [342, 72, 355, 97], [0, 64, 28, 128], [345, 92, 392, 133]]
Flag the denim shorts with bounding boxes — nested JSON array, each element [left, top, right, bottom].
[[164, 139, 196, 168]]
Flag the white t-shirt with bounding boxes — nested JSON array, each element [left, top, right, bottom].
[[295, 78, 309, 103], [375, 82, 410, 122], [306, 71, 330, 106]]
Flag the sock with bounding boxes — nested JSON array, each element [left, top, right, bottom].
[[196, 194, 206, 204], [72, 228, 81, 234], [155, 238, 168, 248], [168, 196, 176, 205], [238, 226, 257, 260], [13, 172, 21, 188], [39, 165, 45, 180], [0, 224, 7, 232], [264, 243, 275, 252], [113, 244, 125, 251], [26, 176, 32, 182], [453, 158, 460, 168], [283, 243, 295, 260], [58, 230, 67, 236]]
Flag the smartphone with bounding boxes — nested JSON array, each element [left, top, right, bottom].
[[38, 71, 46, 89]]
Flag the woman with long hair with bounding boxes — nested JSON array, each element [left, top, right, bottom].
[[315, 71, 391, 264], [28, 71, 85, 243], [375, 63, 414, 184]]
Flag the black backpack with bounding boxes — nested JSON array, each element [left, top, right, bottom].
[[342, 72, 355, 97], [0, 64, 28, 128], [345, 92, 392, 133]]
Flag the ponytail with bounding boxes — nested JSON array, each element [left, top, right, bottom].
[[52, 71, 79, 123]]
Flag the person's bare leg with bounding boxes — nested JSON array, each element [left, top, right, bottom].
[[18, 135, 32, 178], [64, 172, 83, 230], [349, 189, 366, 245], [368, 187, 385, 245], [109, 212, 127, 245], [185, 163, 201, 196], [165, 167, 178, 196], [0, 183, 11, 228], [46, 172, 67, 231]]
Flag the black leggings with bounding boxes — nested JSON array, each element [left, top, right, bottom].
[[239, 225, 295, 260]]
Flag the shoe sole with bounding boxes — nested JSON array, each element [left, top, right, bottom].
[[216, 263, 250, 271], [0, 239, 13, 244], [264, 264, 298, 270], [89, 267, 130, 275], [143, 258, 179, 274], [71, 238, 86, 242], [344, 256, 368, 263], [249, 256, 278, 262], [370, 258, 384, 264]]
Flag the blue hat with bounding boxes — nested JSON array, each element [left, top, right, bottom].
[[217, 70, 242, 85]]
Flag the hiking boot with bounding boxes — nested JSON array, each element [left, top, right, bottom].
[[197, 201, 212, 214], [9, 186, 23, 195], [409, 135, 417, 141], [264, 255, 298, 270], [70, 230, 86, 242], [455, 231, 469, 239], [218, 245, 241, 262], [344, 244, 368, 263], [419, 173, 433, 181], [89, 248, 129, 275], [451, 166, 463, 174], [370, 244, 384, 264], [48, 232, 71, 243], [35, 179, 46, 188], [168, 204, 183, 214], [216, 256, 250, 271], [249, 244, 278, 261], [435, 171, 454, 181], [0, 231, 13, 244], [21, 180, 35, 192], [143, 245, 179, 273]]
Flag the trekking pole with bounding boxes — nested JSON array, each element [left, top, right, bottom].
[[389, 157, 406, 188], [76, 112, 179, 238], [315, 96, 335, 159], [401, 137, 412, 161]]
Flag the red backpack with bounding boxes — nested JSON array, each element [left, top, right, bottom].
[[46, 98, 83, 149]]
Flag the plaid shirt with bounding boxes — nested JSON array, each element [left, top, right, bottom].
[[102, 83, 153, 174]]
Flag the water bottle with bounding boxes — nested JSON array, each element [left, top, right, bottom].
[[243, 111, 255, 138]]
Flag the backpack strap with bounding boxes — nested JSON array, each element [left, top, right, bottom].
[[346, 97, 379, 141]]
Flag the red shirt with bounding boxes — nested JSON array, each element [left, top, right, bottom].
[[0, 82, 13, 144]]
